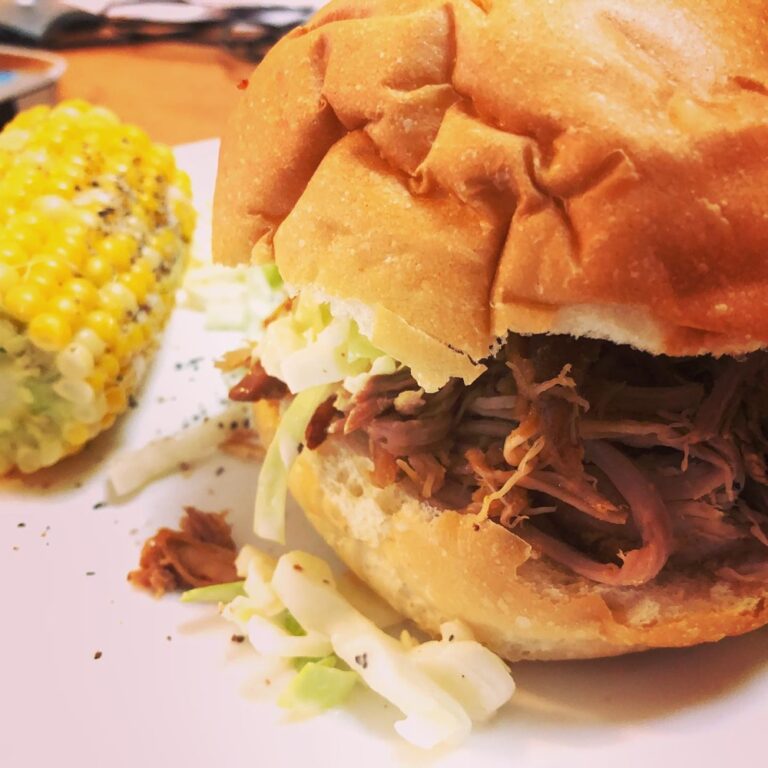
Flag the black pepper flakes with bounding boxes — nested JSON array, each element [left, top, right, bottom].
[[293, 564, 304, 572], [93, 651, 102, 660], [231, 634, 246, 644], [215, 467, 225, 476], [354, 653, 369, 669], [472, 523, 480, 532], [17, 522, 25, 528], [93, 501, 107, 510], [85, 571, 95, 576]]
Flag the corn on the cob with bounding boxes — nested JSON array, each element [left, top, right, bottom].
[[0, 100, 195, 474]]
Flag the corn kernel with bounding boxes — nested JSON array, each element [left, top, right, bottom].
[[172, 199, 196, 242], [118, 271, 149, 303], [0, 264, 20, 294], [87, 367, 108, 392], [0, 240, 29, 266], [28, 313, 73, 352], [124, 324, 144, 356], [99, 354, 120, 379], [64, 278, 100, 309], [96, 233, 137, 271], [85, 309, 119, 344], [4, 283, 46, 321], [105, 386, 126, 413], [99, 282, 138, 316], [53, 378, 94, 405], [74, 327, 106, 357], [83, 255, 114, 286], [63, 422, 91, 447], [28, 258, 72, 287], [47, 293, 85, 326], [56, 343, 94, 379], [100, 413, 117, 430]]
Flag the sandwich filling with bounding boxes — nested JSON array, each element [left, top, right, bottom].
[[236, 297, 768, 588]]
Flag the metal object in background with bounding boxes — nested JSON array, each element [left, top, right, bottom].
[[0, 44, 66, 128], [0, 1, 322, 62]]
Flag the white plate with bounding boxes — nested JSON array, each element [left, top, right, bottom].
[[2, 140, 767, 768]]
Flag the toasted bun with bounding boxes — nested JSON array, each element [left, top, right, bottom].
[[253, 400, 768, 660], [214, 0, 768, 389]]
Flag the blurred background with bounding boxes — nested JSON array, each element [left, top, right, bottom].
[[0, 0, 322, 143]]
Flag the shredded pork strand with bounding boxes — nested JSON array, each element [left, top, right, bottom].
[[239, 334, 768, 586], [128, 507, 238, 596]]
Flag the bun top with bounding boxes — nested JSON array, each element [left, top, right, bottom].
[[213, 0, 768, 389]]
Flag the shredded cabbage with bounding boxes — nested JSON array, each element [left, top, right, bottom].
[[254, 296, 397, 542], [258, 295, 393, 395], [277, 658, 358, 712], [246, 614, 333, 658], [254, 384, 334, 543], [180, 581, 246, 603], [180, 262, 285, 336], [272, 552, 473, 748], [108, 403, 251, 497], [212, 547, 515, 749]]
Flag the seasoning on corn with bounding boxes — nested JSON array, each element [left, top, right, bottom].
[[0, 100, 195, 475]]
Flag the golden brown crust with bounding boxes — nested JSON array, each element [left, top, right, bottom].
[[254, 400, 768, 660], [214, 0, 768, 385]]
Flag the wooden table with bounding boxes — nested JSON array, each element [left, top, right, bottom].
[[57, 42, 255, 145]]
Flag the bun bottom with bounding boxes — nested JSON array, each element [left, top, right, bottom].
[[254, 401, 768, 660]]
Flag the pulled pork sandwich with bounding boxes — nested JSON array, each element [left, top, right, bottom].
[[212, 0, 768, 660]]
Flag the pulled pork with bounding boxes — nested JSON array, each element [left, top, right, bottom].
[[128, 507, 238, 596], [242, 336, 768, 587]]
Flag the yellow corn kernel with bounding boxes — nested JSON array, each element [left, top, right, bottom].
[[99, 282, 137, 316], [64, 278, 100, 310], [131, 260, 156, 289], [118, 271, 149, 303], [28, 313, 73, 352], [28, 257, 72, 288], [83, 255, 114, 286], [8, 104, 48, 130], [0, 264, 20, 294], [87, 367, 108, 392], [49, 232, 90, 271], [0, 241, 27, 266], [6, 212, 45, 253], [123, 324, 144, 357], [100, 412, 117, 431], [172, 198, 196, 242], [147, 228, 177, 260], [84, 309, 119, 345], [96, 233, 137, 271], [63, 422, 91, 448], [4, 283, 46, 321], [99, 354, 120, 379], [174, 171, 192, 198], [47, 293, 85, 326], [149, 144, 175, 177], [105, 385, 127, 413]]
